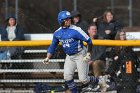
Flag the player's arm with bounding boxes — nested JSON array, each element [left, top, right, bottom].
[[43, 34, 59, 64], [75, 27, 93, 52], [75, 27, 93, 62], [75, 27, 92, 44]]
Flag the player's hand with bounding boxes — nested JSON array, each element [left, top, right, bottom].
[[83, 52, 91, 62], [43, 57, 49, 64]]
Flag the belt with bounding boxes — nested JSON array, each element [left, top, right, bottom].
[[67, 49, 82, 56], [68, 53, 77, 56]]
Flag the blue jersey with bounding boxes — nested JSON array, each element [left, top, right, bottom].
[[48, 25, 92, 55]]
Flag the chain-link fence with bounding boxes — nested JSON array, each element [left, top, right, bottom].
[[0, 35, 139, 93], [0, 46, 67, 93], [0, 0, 140, 93]]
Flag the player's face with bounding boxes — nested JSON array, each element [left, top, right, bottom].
[[106, 12, 113, 22], [63, 18, 71, 27]]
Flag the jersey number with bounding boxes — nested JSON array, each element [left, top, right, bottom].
[[63, 43, 70, 48]]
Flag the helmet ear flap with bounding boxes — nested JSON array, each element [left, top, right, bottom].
[[58, 18, 63, 25]]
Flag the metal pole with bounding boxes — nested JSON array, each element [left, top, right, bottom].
[[73, 0, 77, 11], [111, 0, 114, 13], [129, 0, 132, 27], [5, 0, 8, 19], [59, 0, 62, 11], [15, 0, 18, 22]]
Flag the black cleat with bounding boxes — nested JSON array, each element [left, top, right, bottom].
[[81, 83, 100, 93]]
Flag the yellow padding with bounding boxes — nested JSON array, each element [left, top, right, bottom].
[[0, 40, 52, 47], [0, 40, 140, 47], [91, 40, 140, 46]]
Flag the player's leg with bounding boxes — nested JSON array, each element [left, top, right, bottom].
[[76, 54, 98, 84], [76, 51, 100, 92], [64, 55, 77, 93]]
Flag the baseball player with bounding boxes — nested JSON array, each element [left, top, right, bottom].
[[43, 10, 101, 93]]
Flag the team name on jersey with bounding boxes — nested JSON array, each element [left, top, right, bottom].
[[59, 38, 74, 43]]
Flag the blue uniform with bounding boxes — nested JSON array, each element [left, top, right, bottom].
[[48, 25, 92, 55], [48, 25, 97, 90], [45, 11, 101, 93]]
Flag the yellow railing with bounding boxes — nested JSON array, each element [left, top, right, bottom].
[[0, 40, 140, 47]]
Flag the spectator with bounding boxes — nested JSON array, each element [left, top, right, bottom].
[[92, 10, 123, 62], [88, 23, 98, 39], [87, 23, 110, 91], [92, 10, 123, 77], [0, 16, 25, 69], [71, 10, 88, 33], [88, 23, 119, 91], [108, 31, 138, 75], [1, 16, 25, 41], [115, 30, 126, 40], [87, 23, 106, 62], [108, 30, 139, 93], [108, 30, 127, 74], [93, 10, 123, 40]]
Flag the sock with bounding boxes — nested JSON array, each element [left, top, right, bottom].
[[90, 76, 99, 84], [66, 79, 77, 93]]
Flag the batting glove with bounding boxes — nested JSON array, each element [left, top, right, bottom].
[[83, 52, 91, 62], [43, 57, 49, 64]]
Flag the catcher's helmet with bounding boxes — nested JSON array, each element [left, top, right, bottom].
[[57, 11, 71, 24]]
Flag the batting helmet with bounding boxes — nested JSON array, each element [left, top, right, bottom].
[[57, 11, 71, 24]]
